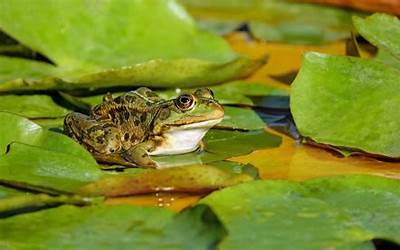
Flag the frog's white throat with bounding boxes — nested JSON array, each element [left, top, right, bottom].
[[149, 118, 223, 156]]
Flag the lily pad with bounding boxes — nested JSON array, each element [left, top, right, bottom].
[[0, 204, 226, 250], [353, 13, 400, 60], [80, 163, 255, 197], [291, 52, 400, 158], [201, 175, 400, 249], [0, 0, 261, 91], [353, 14, 400, 71], [0, 112, 95, 162], [0, 143, 101, 193], [0, 185, 28, 200], [0, 112, 101, 193], [181, 0, 357, 45], [218, 106, 265, 130], [0, 95, 68, 118], [0, 192, 95, 217]]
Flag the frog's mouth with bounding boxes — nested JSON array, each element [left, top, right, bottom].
[[149, 118, 223, 156], [168, 118, 223, 130]]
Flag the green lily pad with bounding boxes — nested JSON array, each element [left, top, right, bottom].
[[0, 95, 68, 118], [0, 192, 96, 217], [0, 143, 101, 193], [0, 112, 100, 193], [291, 52, 400, 157], [80, 163, 255, 197], [0, 185, 24, 199], [202, 175, 400, 249], [353, 14, 400, 71], [181, 0, 358, 45], [0, 112, 95, 162], [0, 0, 261, 91], [353, 13, 400, 60], [218, 106, 265, 130], [376, 49, 400, 71], [304, 176, 400, 243], [0, 204, 226, 250]]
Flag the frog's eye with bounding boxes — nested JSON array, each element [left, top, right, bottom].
[[175, 94, 195, 111]]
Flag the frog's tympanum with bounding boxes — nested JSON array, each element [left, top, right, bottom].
[[64, 87, 224, 168]]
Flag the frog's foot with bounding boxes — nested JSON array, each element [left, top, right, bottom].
[[122, 142, 159, 169], [92, 152, 137, 168], [197, 140, 206, 152]]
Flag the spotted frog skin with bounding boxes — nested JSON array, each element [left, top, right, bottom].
[[64, 87, 224, 168]]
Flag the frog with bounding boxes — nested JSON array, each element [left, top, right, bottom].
[[63, 87, 224, 168]]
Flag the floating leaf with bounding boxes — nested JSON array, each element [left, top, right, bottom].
[[217, 106, 265, 130], [353, 13, 400, 60], [181, 0, 357, 44], [0, 204, 226, 250], [80, 164, 255, 197], [0, 192, 95, 217], [291, 52, 400, 158], [0, 143, 101, 193], [0, 112, 95, 162], [0, 0, 261, 91], [0, 56, 56, 83], [304, 176, 400, 243], [353, 14, 400, 71], [375, 48, 400, 71], [0, 95, 68, 118], [0, 185, 24, 199], [0, 112, 100, 193], [202, 175, 400, 249]]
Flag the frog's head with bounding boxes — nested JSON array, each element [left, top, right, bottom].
[[150, 88, 224, 155]]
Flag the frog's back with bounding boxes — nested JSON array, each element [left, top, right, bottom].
[[91, 87, 163, 120], [89, 88, 164, 146]]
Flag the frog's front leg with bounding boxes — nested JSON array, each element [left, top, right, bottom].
[[122, 140, 159, 168]]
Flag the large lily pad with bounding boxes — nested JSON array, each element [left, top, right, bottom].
[[0, 0, 261, 91], [291, 52, 400, 157], [353, 14, 400, 71], [201, 175, 400, 249], [0, 95, 68, 118], [0, 112, 95, 162], [353, 13, 400, 60], [80, 163, 255, 197], [180, 0, 357, 44], [0, 143, 101, 193], [0, 204, 226, 250], [0, 191, 95, 217], [0, 112, 101, 193]]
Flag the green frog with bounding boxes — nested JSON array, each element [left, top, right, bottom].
[[64, 87, 224, 168]]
